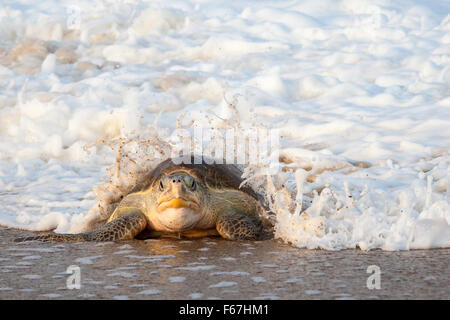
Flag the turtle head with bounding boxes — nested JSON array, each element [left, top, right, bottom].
[[152, 171, 205, 232]]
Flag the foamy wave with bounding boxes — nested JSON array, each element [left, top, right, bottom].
[[0, 0, 449, 250]]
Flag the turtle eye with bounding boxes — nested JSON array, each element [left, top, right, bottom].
[[159, 180, 164, 191], [184, 175, 196, 190]]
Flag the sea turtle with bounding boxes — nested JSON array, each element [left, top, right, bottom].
[[15, 157, 269, 242]]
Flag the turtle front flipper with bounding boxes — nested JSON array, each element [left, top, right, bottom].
[[216, 211, 263, 241], [14, 212, 147, 242]]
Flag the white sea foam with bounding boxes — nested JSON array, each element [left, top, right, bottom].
[[177, 265, 217, 271], [137, 289, 162, 295], [107, 272, 137, 278], [252, 277, 266, 283], [41, 293, 62, 298], [21, 274, 41, 279], [168, 276, 186, 283], [0, 0, 449, 250], [74, 255, 103, 265], [210, 271, 250, 276], [209, 281, 237, 288]]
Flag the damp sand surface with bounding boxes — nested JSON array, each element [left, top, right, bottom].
[[0, 227, 448, 300]]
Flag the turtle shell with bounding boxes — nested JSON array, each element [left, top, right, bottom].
[[130, 156, 259, 199]]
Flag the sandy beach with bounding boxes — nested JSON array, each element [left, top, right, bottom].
[[0, 226, 448, 300]]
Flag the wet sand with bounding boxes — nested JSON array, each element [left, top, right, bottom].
[[0, 227, 448, 300]]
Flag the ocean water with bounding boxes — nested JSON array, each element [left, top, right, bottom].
[[0, 0, 449, 250]]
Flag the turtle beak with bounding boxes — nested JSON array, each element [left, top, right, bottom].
[[169, 183, 195, 206], [171, 183, 184, 199], [164, 197, 189, 208], [157, 181, 199, 210]]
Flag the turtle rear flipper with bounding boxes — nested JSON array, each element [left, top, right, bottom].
[[14, 212, 147, 242], [216, 211, 263, 241]]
